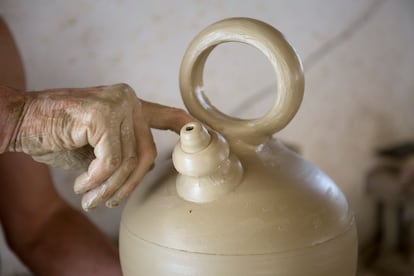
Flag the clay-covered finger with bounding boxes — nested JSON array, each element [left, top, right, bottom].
[[81, 118, 138, 210], [105, 150, 154, 207], [81, 153, 137, 210], [141, 100, 193, 133], [106, 112, 156, 207], [74, 131, 122, 194]]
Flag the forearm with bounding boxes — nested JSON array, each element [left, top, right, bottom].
[[15, 204, 121, 276], [0, 85, 26, 153], [0, 152, 122, 276]]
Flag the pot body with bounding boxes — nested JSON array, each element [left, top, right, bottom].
[[120, 17, 358, 275], [120, 229, 356, 276], [120, 139, 358, 276]]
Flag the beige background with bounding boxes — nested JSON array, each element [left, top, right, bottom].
[[0, 0, 413, 274]]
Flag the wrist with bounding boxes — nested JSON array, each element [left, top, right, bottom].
[[0, 85, 27, 153]]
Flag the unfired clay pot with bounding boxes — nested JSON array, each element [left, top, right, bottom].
[[119, 17, 358, 276]]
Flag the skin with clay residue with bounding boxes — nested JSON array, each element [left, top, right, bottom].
[[0, 83, 192, 210]]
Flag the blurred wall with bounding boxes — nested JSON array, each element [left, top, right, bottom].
[[0, 0, 413, 274]]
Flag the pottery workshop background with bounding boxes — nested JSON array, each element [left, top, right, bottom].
[[0, 0, 413, 274]]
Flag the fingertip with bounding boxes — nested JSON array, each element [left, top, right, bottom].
[[105, 200, 120, 208], [168, 108, 194, 134], [106, 180, 138, 208], [82, 200, 94, 212], [81, 193, 97, 211], [140, 101, 194, 133]]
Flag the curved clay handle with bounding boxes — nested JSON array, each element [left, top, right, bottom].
[[179, 17, 304, 144]]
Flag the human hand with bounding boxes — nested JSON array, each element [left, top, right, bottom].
[[3, 84, 192, 210]]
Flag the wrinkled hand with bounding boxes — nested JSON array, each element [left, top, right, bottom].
[[6, 84, 192, 210]]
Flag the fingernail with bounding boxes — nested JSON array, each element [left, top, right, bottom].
[[106, 200, 120, 208], [82, 195, 98, 211], [83, 202, 98, 211], [82, 202, 93, 212]]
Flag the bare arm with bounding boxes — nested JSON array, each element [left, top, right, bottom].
[[0, 17, 122, 275], [0, 152, 122, 276], [0, 86, 25, 152], [0, 16, 193, 274], [0, 16, 26, 153]]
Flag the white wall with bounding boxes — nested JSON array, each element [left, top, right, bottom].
[[1, 0, 413, 274]]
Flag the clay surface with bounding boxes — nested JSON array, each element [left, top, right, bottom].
[[120, 17, 357, 276], [173, 122, 243, 203]]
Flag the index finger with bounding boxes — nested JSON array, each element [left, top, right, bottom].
[[140, 101, 193, 133]]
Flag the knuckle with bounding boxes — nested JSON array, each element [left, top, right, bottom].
[[116, 83, 135, 97], [141, 144, 157, 165], [100, 83, 136, 106]]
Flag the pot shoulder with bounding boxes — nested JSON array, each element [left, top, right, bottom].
[[121, 140, 354, 255]]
